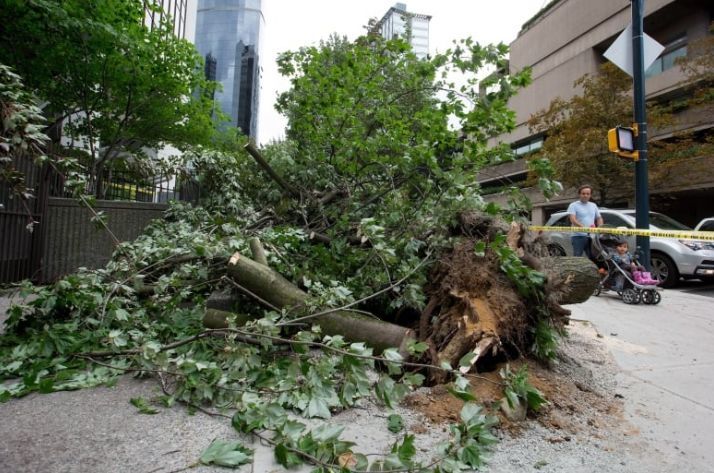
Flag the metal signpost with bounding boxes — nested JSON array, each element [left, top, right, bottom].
[[603, 0, 664, 269]]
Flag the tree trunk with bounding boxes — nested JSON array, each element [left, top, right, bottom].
[[540, 256, 599, 305], [222, 253, 415, 355]]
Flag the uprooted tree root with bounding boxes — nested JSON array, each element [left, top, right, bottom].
[[425, 239, 530, 380], [409, 212, 596, 384]]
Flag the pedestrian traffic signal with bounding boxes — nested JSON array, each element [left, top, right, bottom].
[[607, 126, 639, 160]]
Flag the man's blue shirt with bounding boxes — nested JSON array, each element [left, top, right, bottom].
[[566, 201, 600, 236]]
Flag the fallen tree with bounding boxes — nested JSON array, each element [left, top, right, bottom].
[[0, 32, 599, 472], [203, 223, 597, 374]]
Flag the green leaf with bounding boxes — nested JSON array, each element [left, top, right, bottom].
[[387, 413, 404, 433], [394, 434, 416, 463], [460, 402, 483, 425], [199, 439, 252, 468], [112, 308, 129, 321], [382, 348, 404, 375], [473, 241, 487, 257], [129, 397, 159, 415], [274, 443, 303, 468], [305, 396, 331, 419], [278, 420, 306, 442], [447, 386, 477, 402], [402, 372, 425, 387], [526, 387, 548, 411], [353, 453, 369, 470], [505, 389, 520, 410], [38, 378, 55, 394], [311, 423, 345, 442], [439, 361, 453, 372], [458, 441, 484, 468], [406, 341, 429, 356], [375, 376, 397, 409]]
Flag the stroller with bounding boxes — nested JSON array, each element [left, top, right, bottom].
[[591, 231, 662, 305]]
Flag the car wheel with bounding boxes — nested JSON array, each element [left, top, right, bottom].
[[548, 244, 566, 257], [650, 252, 679, 288]]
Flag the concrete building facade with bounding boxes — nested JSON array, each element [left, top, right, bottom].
[[194, 0, 264, 138], [371, 3, 431, 59], [482, 0, 713, 226]]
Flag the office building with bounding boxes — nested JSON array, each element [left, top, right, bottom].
[[144, 0, 189, 38], [194, 0, 264, 138], [371, 3, 431, 59], [481, 0, 713, 225]]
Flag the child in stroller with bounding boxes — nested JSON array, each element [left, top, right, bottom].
[[593, 233, 662, 304]]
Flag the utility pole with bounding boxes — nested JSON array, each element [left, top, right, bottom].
[[631, 0, 650, 269]]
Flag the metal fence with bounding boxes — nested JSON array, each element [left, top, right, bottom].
[[46, 168, 200, 204], [0, 154, 47, 284], [1, 156, 201, 284]]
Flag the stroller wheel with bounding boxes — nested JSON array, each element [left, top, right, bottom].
[[621, 288, 641, 305], [642, 290, 661, 305]]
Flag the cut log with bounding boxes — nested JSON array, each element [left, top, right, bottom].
[[223, 252, 415, 355], [540, 256, 599, 305]]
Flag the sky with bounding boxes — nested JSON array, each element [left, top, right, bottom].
[[185, 0, 550, 145]]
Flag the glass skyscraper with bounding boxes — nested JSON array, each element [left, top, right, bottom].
[[194, 0, 264, 138]]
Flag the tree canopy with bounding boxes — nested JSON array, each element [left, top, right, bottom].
[[0, 0, 219, 193], [178, 33, 540, 308]]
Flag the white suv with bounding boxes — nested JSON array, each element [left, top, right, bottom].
[[543, 209, 714, 288]]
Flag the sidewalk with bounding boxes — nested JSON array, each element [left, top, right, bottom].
[[571, 286, 714, 472], [1, 286, 713, 472]]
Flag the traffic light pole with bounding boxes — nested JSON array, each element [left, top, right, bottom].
[[632, 0, 651, 269]]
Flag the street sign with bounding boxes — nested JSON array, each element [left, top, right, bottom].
[[603, 23, 664, 77]]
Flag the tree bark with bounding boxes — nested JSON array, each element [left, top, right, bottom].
[[223, 253, 415, 355], [203, 308, 253, 329], [540, 256, 599, 305], [249, 237, 268, 266], [244, 142, 300, 198]]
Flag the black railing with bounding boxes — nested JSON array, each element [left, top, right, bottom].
[[46, 169, 200, 204], [95, 170, 200, 204]]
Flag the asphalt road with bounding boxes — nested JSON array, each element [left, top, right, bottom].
[[675, 278, 714, 298]]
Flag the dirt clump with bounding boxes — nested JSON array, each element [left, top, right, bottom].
[[404, 320, 627, 440]]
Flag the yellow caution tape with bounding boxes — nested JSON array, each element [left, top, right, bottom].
[[528, 225, 714, 242]]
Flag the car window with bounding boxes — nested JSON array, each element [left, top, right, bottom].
[[550, 215, 571, 226], [602, 213, 631, 228], [699, 220, 714, 232], [647, 212, 691, 230], [620, 211, 691, 230]]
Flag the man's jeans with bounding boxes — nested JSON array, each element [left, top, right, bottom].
[[571, 235, 592, 259]]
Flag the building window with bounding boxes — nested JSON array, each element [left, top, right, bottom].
[[646, 35, 687, 78], [513, 137, 543, 157]]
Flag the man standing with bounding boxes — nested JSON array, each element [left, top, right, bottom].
[[567, 184, 604, 258]]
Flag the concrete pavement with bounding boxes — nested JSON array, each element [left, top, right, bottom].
[[1, 282, 714, 472], [571, 283, 714, 472]]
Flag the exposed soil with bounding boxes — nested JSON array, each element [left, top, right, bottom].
[[405, 320, 629, 440]]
